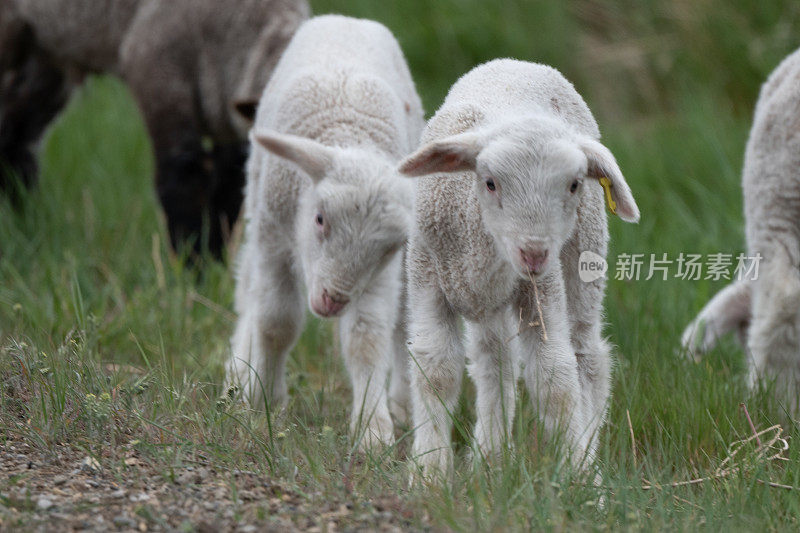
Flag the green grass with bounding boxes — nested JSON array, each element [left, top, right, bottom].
[[2, 0, 800, 529]]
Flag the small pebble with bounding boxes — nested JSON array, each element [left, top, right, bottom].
[[36, 496, 54, 511], [113, 515, 137, 528], [202, 501, 218, 511], [80, 456, 101, 473]]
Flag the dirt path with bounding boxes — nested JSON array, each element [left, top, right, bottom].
[[0, 435, 422, 532]]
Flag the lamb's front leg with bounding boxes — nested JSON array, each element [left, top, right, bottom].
[[407, 275, 465, 478], [466, 312, 517, 461], [229, 238, 304, 409], [339, 284, 397, 451], [516, 271, 590, 468]]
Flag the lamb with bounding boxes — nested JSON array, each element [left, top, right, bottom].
[[228, 15, 425, 448], [397, 59, 640, 475], [682, 47, 800, 412], [0, 0, 309, 257]]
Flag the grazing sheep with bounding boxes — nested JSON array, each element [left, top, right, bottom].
[[398, 59, 640, 475], [0, 0, 308, 257], [682, 47, 800, 411], [228, 15, 424, 448]]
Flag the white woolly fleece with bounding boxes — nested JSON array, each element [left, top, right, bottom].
[[682, 47, 800, 412], [229, 15, 425, 449], [400, 59, 640, 476]]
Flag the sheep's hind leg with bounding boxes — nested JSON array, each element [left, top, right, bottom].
[[389, 320, 411, 427], [747, 247, 800, 414]]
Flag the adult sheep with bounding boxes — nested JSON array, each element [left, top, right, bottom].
[[0, 0, 308, 258], [398, 59, 640, 476], [228, 15, 424, 449], [682, 47, 800, 412]]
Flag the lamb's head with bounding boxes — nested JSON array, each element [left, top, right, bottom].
[[399, 116, 639, 279], [254, 130, 413, 317]]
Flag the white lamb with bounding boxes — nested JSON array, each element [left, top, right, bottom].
[[398, 59, 640, 475], [228, 15, 425, 448], [682, 47, 800, 412]]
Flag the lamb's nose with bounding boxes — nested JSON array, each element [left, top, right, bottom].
[[322, 289, 349, 315], [519, 247, 549, 275]]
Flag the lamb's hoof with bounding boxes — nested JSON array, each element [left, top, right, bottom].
[[469, 435, 512, 467], [389, 398, 411, 427], [407, 449, 452, 487], [590, 470, 607, 508], [354, 416, 395, 454], [407, 462, 451, 488]]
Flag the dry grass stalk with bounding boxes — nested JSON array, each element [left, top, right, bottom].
[[740, 402, 761, 447], [640, 424, 791, 491], [504, 282, 547, 345], [151, 232, 166, 291], [626, 409, 637, 468], [523, 271, 548, 342]]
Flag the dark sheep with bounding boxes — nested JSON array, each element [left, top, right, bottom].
[[0, 0, 309, 258]]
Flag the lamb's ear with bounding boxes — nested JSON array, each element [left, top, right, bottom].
[[233, 100, 259, 123], [580, 138, 640, 223], [253, 130, 335, 182], [398, 132, 483, 177]]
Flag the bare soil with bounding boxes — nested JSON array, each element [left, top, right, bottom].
[[0, 434, 424, 532]]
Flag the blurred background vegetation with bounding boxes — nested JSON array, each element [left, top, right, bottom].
[[315, 0, 800, 119], [4, 0, 797, 376], [2, 0, 800, 529]]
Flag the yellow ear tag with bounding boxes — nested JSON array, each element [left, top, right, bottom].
[[599, 176, 617, 216]]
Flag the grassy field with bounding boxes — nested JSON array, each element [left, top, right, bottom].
[[2, 0, 800, 530]]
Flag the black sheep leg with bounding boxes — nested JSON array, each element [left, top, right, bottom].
[[155, 136, 216, 259], [155, 138, 246, 261], [210, 141, 247, 250], [0, 26, 70, 202]]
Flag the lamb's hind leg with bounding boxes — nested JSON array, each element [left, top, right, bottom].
[[388, 266, 411, 426], [229, 239, 304, 410], [389, 320, 411, 426], [747, 246, 800, 413]]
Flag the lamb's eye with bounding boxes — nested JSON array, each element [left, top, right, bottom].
[[486, 179, 496, 192], [569, 180, 580, 194], [315, 212, 324, 226]]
